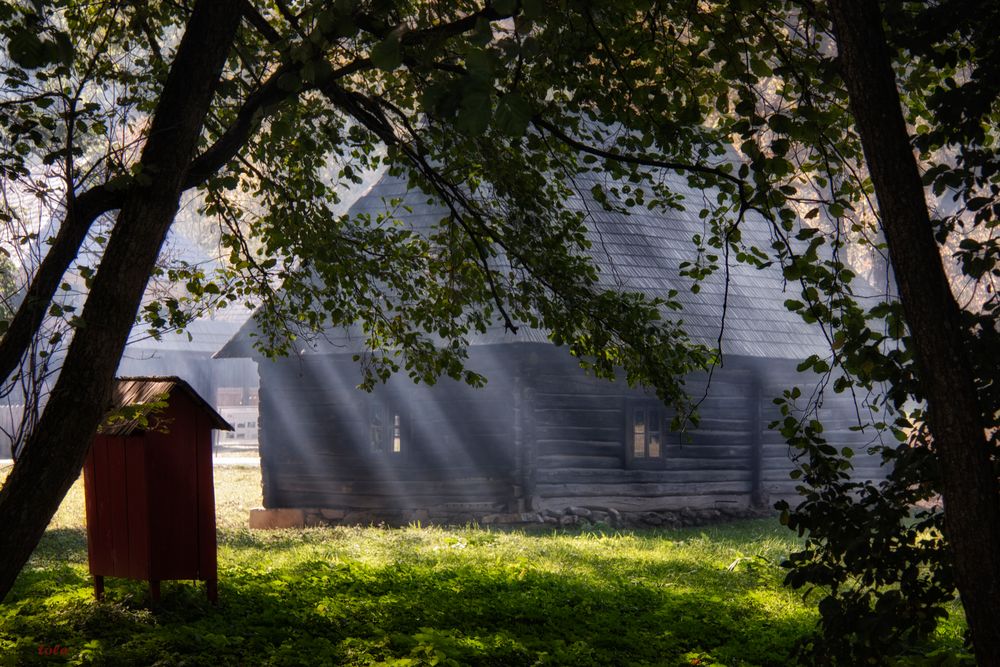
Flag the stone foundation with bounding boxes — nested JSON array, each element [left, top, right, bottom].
[[248, 508, 306, 529], [247, 504, 771, 530]]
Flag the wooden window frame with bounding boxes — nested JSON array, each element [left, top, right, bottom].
[[625, 401, 668, 469], [368, 402, 408, 457]]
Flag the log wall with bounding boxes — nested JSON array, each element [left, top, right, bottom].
[[526, 350, 755, 512], [258, 353, 518, 511], [257, 343, 890, 519], [525, 349, 888, 512]]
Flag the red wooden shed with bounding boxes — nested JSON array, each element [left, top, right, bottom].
[[83, 377, 233, 603]]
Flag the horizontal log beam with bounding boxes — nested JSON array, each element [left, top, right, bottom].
[[535, 469, 752, 484], [535, 455, 623, 469], [532, 494, 752, 512], [535, 481, 751, 498]]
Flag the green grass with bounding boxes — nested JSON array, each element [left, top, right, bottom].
[[0, 465, 969, 666]]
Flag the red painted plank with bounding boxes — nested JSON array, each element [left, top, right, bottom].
[[125, 439, 149, 580], [147, 398, 199, 580], [89, 438, 114, 575], [106, 436, 130, 577], [82, 448, 100, 575], [195, 410, 218, 580]]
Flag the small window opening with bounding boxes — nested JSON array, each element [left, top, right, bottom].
[[628, 404, 666, 468], [370, 404, 404, 454], [632, 407, 662, 458]]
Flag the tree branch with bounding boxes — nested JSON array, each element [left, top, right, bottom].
[[0, 185, 121, 386], [530, 116, 743, 185], [1, 2, 521, 386]]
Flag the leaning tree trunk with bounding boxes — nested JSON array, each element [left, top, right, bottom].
[[0, 0, 243, 602], [828, 1, 1000, 663]]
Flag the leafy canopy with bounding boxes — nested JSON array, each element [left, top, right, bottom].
[[1, 0, 751, 413], [3, 0, 998, 661]]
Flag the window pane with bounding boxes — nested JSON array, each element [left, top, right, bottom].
[[370, 406, 386, 452], [633, 409, 646, 458], [648, 432, 661, 458], [392, 414, 402, 453], [648, 408, 661, 458], [648, 408, 660, 432]]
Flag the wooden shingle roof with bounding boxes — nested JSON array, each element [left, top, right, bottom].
[[219, 170, 870, 361], [101, 376, 233, 436]]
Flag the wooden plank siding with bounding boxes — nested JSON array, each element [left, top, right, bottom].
[[524, 349, 758, 510], [753, 362, 890, 501], [257, 343, 890, 516], [259, 352, 521, 511]]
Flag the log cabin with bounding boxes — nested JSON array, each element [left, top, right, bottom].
[[218, 171, 889, 528]]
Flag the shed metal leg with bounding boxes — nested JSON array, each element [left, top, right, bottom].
[[93, 575, 104, 601], [206, 578, 218, 604], [149, 580, 161, 604]]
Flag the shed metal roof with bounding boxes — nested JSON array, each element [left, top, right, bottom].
[[124, 318, 243, 356]]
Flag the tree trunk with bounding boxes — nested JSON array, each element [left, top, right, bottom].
[[828, 1, 1000, 663], [0, 0, 242, 602]]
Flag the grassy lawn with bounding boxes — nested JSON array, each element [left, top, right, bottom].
[[0, 464, 968, 666]]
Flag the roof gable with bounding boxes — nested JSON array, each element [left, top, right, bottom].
[[218, 170, 859, 361], [101, 376, 233, 436]]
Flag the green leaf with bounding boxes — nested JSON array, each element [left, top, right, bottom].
[[53, 30, 74, 66], [494, 92, 531, 136], [784, 299, 804, 311], [8, 29, 45, 69], [301, 59, 332, 85], [966, 196, 990, 211], [277, 71, 303, 92], [456, 91, 491, 135], [371, 34, 402, 71], [492, 0, 517, 15], [464, 49, 496, 81], [420, 80, 459, 119], [521, 0, 545, 19]]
